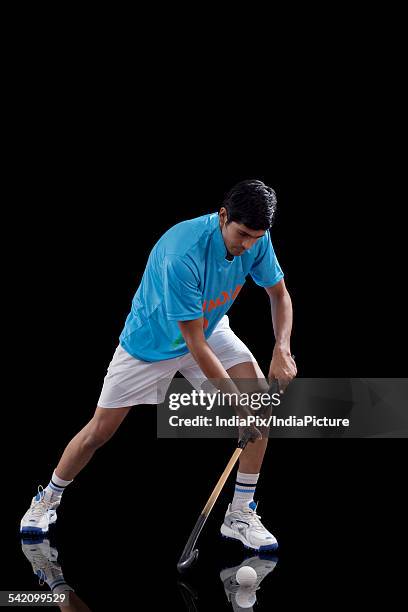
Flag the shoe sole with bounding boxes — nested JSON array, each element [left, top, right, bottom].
[[220, 524, 278, 552], [20, 526, 47, 536], [21, 536, 48, 545], [20, 511, 57, 536]]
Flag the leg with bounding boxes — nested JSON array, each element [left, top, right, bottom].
[[221, 361, 278, 552], [59, 591, 92, 612], [226, 361, 270, 473], [55, 406, 132, 481]]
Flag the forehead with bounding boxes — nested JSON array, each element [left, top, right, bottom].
[[231, 221, 266, 239]]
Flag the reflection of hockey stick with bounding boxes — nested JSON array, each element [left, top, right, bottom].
[[177, 581, 199, 612], [177, 379, 281, 573]]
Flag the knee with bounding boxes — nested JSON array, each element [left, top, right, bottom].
[[240, 380, 270, 396], [82, 419, 119, 450], [255, 379, 270, 394]]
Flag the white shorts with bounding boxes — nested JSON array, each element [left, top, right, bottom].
[[97, 315, 257, 408]]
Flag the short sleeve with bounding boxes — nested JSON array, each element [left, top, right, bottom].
[[163, 255, 204, 320], [249, 231, 284, 287]]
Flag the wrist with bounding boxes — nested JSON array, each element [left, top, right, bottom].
[[273, 343, 291, 355]]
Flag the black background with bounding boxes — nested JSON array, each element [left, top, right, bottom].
[[3, 28, 407, 609]]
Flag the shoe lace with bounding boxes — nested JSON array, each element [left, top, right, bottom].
[[32, 555, 61, 587], [245, 508, 264, 531], [31, 485, 50, 518]]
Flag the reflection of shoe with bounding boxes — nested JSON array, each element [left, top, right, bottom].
[[20, 486, 59, 536], [220, 555, 278, 610], [20, 538, 72, 593], [221, 501, 278, 552]]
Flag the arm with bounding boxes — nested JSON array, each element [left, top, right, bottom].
[[265, 279, 297, 387], [177, 318, 261, 432], [178, 318, 242, 397]]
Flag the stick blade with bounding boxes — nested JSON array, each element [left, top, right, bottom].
[[177, 548, 199, 573]]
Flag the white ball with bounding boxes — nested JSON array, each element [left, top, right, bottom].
[[236, 565, 257, 587]]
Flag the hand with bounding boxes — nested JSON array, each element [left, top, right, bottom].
[[268, 348, 297, 393], [239, 424, 263, 445]]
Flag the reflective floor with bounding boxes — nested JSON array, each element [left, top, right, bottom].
[[3, 441, 406, 609], [4, 501, 405, 610], [17, 533, 279, 611]]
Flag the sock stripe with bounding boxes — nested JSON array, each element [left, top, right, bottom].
[[51, 479, 66, 490], [236, 481, 257, 488], [50, 579, 68, 590], [49, 483, 64, 494], [231, 471, 259, 511]]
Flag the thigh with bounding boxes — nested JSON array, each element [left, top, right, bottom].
[[179, 317, 265, 391], [97, 344, 180, 408], [226, 361, 269, 393]]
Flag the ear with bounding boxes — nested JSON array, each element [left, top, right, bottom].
[[219, 207, 228, 225]]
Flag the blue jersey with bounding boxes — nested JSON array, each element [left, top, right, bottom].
[[119, 213, 284, 361]]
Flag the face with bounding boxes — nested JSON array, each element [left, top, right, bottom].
[[219, 208, 266, 257]]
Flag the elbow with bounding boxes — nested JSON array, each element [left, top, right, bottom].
[[184, 336, 207, 354], [177, 318, 207, 352]]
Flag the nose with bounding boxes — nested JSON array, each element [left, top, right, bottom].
[[242, 238, 256, 250]]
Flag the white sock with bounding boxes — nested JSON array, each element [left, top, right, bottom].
[[48, 568, 75, 594], [52, 584, 74, 595], [43, 470, 73, 503], [231, 471, 259, 511]]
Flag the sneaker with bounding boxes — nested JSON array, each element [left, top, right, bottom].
[[220, 501, 278, 552], [20, 537, 72, 594], [20, 486, 60, 537], [220, 554, 278, 608]]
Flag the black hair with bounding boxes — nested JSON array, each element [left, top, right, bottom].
[[222, 179, 277, 230]]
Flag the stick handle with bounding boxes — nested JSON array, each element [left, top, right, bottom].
[[202, 447, 242, 516]]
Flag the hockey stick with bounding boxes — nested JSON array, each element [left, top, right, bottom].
[[176, 378, 281, 572]]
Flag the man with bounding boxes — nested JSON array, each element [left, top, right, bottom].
[[21, 179, 296, 553]]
